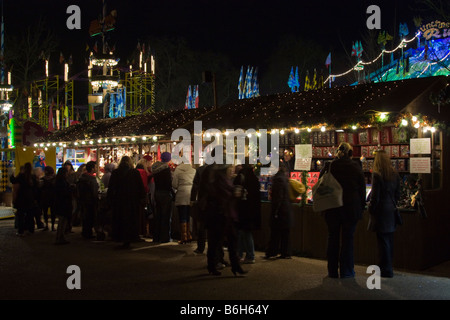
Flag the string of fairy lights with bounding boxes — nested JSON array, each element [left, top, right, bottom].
[[324, 32, 420, 84], [33, 35, 447, 153], [33, 109, 438, 152]]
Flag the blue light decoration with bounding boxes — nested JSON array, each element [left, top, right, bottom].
[[238, 65, 260, 99], [238, 66, 244, 99], [287, 66, 300, 92], [184, 85, 199, 109], [399, 22, 409, 39], [108, 88, 126, 118]]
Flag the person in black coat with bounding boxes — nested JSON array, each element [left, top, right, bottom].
[[39, 166, 56, 231], [77, 161, 99, 239], [54, 167, 73, 244], [12, 162, 40, 236], [265, 163, 293, 259], [368, 149, 401, 278], [319, 142, 366, 278], [151, 152, 174, 243], [234, 164, 261, 263], [190, 163, 208, 254], [205, 164, 247, 276], [107, 156, 146, 248]]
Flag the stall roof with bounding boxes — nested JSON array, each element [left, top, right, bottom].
[[41, 76, 449, 143], [43, 106, 214, 142], [180, 76, 449, 132]]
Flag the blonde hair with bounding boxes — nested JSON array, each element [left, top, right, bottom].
[[336, 142, 353, 159], [373, 150, 396, 181]]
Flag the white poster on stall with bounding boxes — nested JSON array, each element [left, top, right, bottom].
[[294, 144, 312, 171], [295, 158, 312, 171], [410, 157, 431, 173], [410, 138, 431, 154], [295, 144, 312, 158]]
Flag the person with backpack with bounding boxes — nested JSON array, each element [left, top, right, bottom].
[[76, 161, 99, 239]]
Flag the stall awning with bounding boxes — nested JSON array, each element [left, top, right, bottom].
[[38, 76, 449, 144], [180, 76, 449, 131]]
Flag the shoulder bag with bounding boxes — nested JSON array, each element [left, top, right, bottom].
[[312, 161, 343, 212]]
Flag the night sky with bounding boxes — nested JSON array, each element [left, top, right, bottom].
[[4, 0, 416, 65], [3, 0, 417, 105]]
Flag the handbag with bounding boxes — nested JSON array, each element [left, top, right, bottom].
[[312, 161, 343, 212]]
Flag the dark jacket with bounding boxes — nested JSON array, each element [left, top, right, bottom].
[[233, 166, 262, 231], [270, 170, 292, 229], [39, 174, 56, 208], [107, 166, 146, 242], [320, 157, 366, 221], [368, 172, 401, 233], [14, 173, 40, 210], [77, 173, 99, 206], [190, 164, 207, 202], [151, 161, 172, 193], [54, 177, 73, 217]]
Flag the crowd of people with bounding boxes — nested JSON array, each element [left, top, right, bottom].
[[9, 143, 402, 278]]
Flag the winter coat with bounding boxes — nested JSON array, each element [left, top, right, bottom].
[[54, 177, 73, 217], [319, 157, 366, 221], [107, 166, 146, 243], [137, 168, 150, 194], [13, 173, 40, 210], [151, 161, 172, 194], [233, 166, 261, 231], [368, 172, 401, 233], [101, 163, 116, 188], [77, 173, 99, 206], [39, 174, 56, 208], [270, 170, 292, 229], [172, 163, 196, 206]]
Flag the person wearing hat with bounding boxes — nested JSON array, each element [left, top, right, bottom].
[[319, 142, 366, 279], [151, 152, 174, 243]]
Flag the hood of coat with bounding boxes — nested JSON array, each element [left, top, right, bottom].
[[151, 161, 169, 174], [175, 163, 195, 174]]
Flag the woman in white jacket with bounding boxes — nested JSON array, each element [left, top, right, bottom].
[[172, 163, 196, 244]]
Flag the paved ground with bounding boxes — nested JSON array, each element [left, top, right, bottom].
[[1, 218, 449, 309]]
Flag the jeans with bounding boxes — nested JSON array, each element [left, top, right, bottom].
[[238, 230, 255, 260], [325, 212, 357, 278], [376, 232, 394, 277]]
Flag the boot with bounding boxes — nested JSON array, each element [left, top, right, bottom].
[[178, 222, 188, 244]]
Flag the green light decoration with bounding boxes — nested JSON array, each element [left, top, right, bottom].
[[8, 118, 15, 148]]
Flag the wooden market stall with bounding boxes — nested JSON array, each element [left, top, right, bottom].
[[180, 75, 450, 271], [39, 76, 450, 271]]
